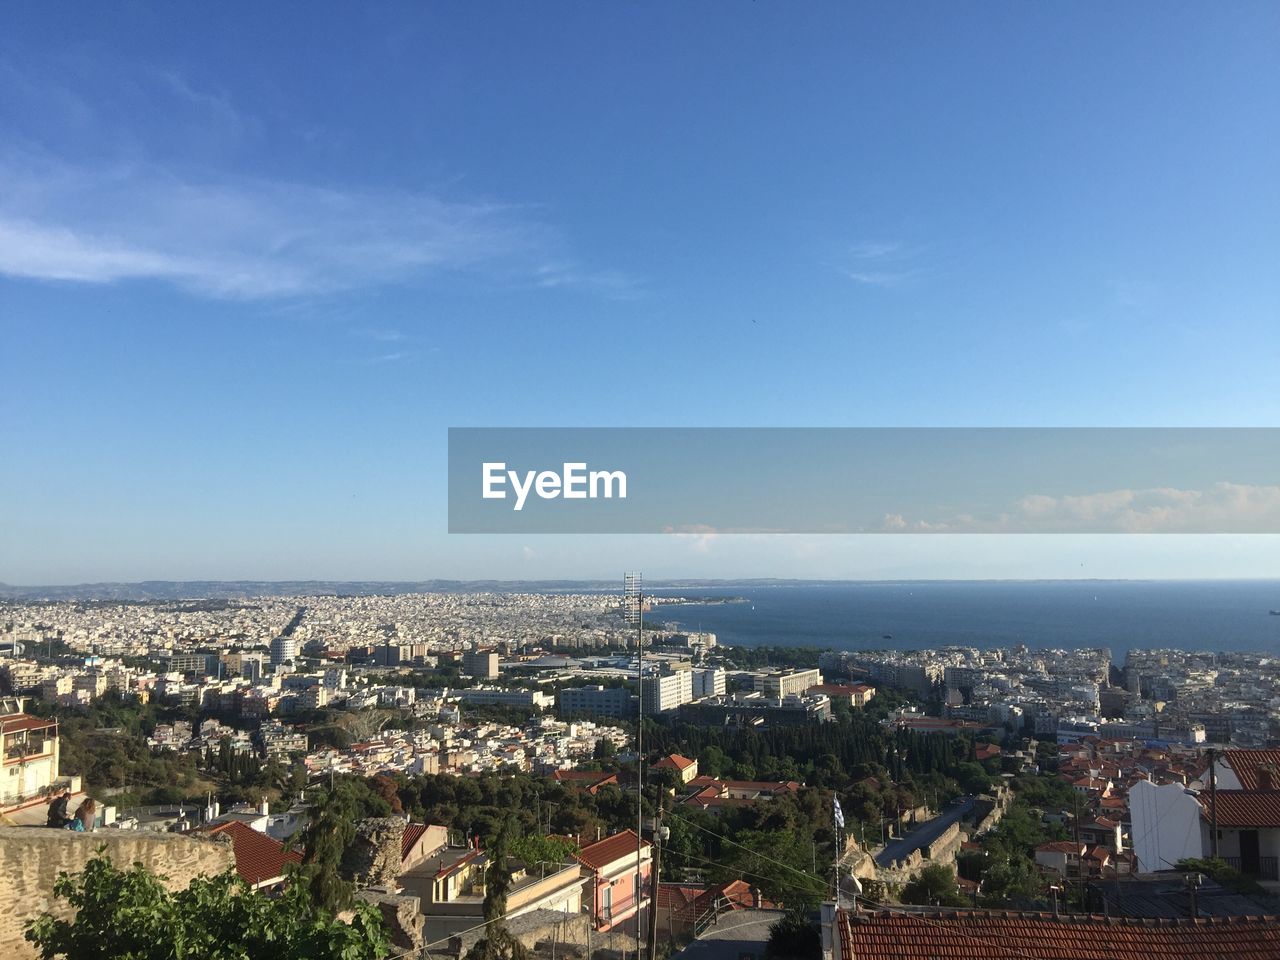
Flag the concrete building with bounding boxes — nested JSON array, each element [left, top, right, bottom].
[[462, 649, 500, 679], [458, 687, 554, 711], [759, 668, 822, 699], [691, 666, 726, 699], [269, 635, 296, 670], [559, 685, 635, 719], [576, 830, 652, 932], [642, 668, 693, 714], [1, 698, 60, 808]]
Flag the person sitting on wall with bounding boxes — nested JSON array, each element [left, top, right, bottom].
[[46, 788, 72, 828], [65, 797, 97, 832]]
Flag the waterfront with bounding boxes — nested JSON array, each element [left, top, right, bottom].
[[648, 580, 1280, 658]]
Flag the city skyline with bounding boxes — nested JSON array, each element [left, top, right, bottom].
[[3, 4, 1278, 582]]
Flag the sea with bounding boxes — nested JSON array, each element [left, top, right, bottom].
[[644, 580, 1280, 660]]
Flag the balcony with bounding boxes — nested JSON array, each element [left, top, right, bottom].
[[1222, 856, 1280, 881]]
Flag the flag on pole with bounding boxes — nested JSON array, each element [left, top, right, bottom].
[[833, 796, 845, 829]]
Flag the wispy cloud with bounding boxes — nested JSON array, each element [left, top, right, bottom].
[[0, 151, 586, 298], [883, 482, 1280, 533], [837, 240, 925, 287], [351, 327, 406, 343], [532, 262, 642, 299], [0, 61, 637, 301]]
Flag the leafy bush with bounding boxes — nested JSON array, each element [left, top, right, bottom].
[[25, 850, 390, 960]]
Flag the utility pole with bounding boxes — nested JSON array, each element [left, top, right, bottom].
[[624, 574, 644, 960], [1072, 791, 1082, 911], [1208, 746, 1219, 859], [648, 808, 665, 960]]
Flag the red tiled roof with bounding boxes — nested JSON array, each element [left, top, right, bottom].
[[402, 822, 428, 858], [654, 754, 696, 771], [1203, 791, 1280, 829], [838, 909, 1280, 960], [576, 830, 650, 871], [693, 879, 775, 912], [1226, 751, 1280, 791], [204, 821, 301, 886], [0, 714, 57, 733], [655, 882, 705, 911], [1037, 841, 1083, 854]]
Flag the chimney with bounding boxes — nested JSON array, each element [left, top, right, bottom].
[[1259, 766, 1275, 792]]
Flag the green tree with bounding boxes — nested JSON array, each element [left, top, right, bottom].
[[900, 864, 968, 908], [293, 784, 358, 913], [766, 911, 821, 960], [509, 834, 579, 869], [24, 851, 389, 960], [466, 819, 528, 960]]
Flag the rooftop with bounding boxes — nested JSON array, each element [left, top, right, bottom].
[[839, 909, 1280, 960]]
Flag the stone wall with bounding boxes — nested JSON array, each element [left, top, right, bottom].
[[342, 817, 405, 888], [0, 826, 236, 959], [923, 821, 962, 865], [356, 890, 424, 954], [448, 908, 591, 959]]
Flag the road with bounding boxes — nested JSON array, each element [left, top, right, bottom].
[[874, 796, 976, 867]]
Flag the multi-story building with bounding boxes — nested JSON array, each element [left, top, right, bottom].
[[642, 668, 693, 713], [559, 684, 635, 719], [576, 830, 653, 931], [458, 687, 554, 711], [462, 648, 500, 679], [759, 668, 822, 699], [1, 697, 60, 808], [691, 666, 726, 699], [269, 635, 297, 670], [164, 652, 208, 676]]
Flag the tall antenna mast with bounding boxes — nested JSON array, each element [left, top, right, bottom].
[[623, 572, 644, 957]]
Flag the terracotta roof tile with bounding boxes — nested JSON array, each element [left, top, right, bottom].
[[203, 821, 301, 886], [576, 830, 650, 871], [1226, 751, 1280, 791], [839, 909, 1280, 960], [1203, 791, 1280, 829], [402, 822, 428, 858]]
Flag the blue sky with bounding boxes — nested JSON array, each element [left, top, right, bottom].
[[2, 3, 1278, 583]]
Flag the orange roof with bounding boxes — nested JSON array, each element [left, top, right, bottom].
[[1204, 791, 1280, 829], [654, 754, 697, 771], [1037, 841, 1083, 854], [1225, 751, 1280, 791], [0, 714, 57, 733], [577, 829, 650, 871], [204, 821, 301, 886], [402, 822, 428, 858], [838, 909, 1280, 960]]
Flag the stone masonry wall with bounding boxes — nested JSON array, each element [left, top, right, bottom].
[[0, 826, 236, 959]]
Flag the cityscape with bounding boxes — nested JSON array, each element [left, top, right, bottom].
[[4, 583, 1280, 958]]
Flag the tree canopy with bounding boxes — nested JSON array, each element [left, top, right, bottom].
[[24, 850, 389, 960]]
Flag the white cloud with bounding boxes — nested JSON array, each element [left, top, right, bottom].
[[0, 152, 581, 298], [886, 482, 1280, 533], [1013, 482, 1280, 533], [836, 240, 923, 287]]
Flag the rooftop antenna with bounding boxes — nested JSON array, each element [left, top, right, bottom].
[[623, 572, 644, 958]]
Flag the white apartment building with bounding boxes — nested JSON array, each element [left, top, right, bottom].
[[642, 669, 693, 713], [691, 666, 726, 699]]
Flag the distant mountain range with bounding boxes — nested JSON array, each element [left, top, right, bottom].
[[0, 578, 814, 601]]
